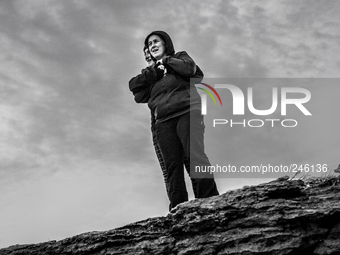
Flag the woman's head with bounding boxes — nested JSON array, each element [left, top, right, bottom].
[[143, 46, 153, 66], [144, 31, 175, 61], [148, 34, 166, 60]]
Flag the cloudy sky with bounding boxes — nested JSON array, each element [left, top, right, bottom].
[[1, 0, 339, 248]]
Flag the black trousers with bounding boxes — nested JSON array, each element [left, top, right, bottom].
[[156, 111, 219, 210], [151, 113, 198, 199]]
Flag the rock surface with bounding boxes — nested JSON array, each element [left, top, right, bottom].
[[1, 176, 340, 255]]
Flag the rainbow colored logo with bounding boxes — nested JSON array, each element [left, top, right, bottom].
[[195, 83, 222, 106]]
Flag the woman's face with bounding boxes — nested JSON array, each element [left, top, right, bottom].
[[148, 35, 166, 60]]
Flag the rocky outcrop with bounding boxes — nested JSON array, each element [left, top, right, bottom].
[[1, 176, 340, 255]]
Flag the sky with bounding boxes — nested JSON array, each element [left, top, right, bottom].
[[0, 0, 339, 248]]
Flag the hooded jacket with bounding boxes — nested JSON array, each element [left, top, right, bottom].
[[129, 31, 203, 122]]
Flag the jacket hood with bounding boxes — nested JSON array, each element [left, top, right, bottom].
[[144, 30, 175, 56]]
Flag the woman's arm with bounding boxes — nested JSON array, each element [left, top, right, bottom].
[[129, 67, 156, 103], [162, 51, 196, 76], [129, 64, 165, 103], [193, 65, 204, 82]]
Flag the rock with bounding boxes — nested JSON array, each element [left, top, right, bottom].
[[334, 164, 340, 173], [1, 176, 340, 255]]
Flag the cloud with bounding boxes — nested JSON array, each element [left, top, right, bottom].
[[0, 0, 340, 248]]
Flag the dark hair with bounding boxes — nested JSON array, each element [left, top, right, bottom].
[[144, 31, 175, 60]]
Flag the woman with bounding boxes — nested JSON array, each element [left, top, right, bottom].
[[142, 46, 198, 200], [129, 31, 218, 210]]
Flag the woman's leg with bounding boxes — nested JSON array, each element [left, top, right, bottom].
[[152, 128, 169, 199], [177, 111, 219, 198], [184, 156, 198, 198], [156, 117, 188, 210], [151, 112, 170, 199]]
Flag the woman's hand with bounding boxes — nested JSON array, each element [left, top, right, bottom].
[[154, 62, 166, 80], [155, 59, 167, 76]]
